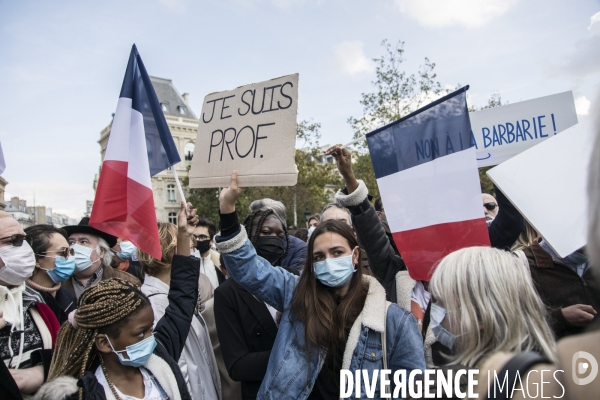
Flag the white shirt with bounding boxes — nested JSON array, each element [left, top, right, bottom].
[[95, 366, 168, 400], [201, 253, 220, 290], [410, 280, 431, 313], [265, 303, 279, 325], [141, 275, 221, 400]]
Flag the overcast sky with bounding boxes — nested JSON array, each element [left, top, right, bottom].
[[1, 0, 598, 218]]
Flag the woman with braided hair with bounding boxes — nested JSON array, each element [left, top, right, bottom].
[[43, 201, 200, 400], [214, 205, 295, 400]]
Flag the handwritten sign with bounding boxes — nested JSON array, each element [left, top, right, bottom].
[[487, 125, 592, 257], [189, 74, 299, 188], [471, 91, 578, 167]]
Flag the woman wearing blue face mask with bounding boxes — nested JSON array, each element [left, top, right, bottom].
[[40, 201, 200, 400], [111, 240, 145, 283], [25, 225, 77, 324], [214, 172, 425, 399]]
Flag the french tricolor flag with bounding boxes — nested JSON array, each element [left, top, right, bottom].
[[366, 87, 490, 281], [90, 45, 181, 259]]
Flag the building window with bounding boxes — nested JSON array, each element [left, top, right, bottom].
[[184, 142, 195, 161], [161, 102, 169, 112], [167, 184, 176, 202], [178, 106, 186, 115], [168, 212, 177, 224]]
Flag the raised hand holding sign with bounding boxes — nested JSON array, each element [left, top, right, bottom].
[[189, 74, 299, 188]]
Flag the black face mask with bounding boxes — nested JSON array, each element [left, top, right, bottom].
[[255, 236, 285, 265], [195, 239, 212, 255]]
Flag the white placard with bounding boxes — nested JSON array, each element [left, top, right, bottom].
[[487, 125, 592, 257], [189, 74, 299, 188], [472, 91, 578, 167]]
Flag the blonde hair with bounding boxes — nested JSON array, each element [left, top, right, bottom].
[[429, 246, 556, 367], [137, 222, 178, 277], [511, 220, 540, 251]]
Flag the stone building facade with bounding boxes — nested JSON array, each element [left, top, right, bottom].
[[0, 177, 6, 211], [93, 76, 199, 223]]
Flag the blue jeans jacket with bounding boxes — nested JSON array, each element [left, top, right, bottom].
[[216, 227, 425, 399]]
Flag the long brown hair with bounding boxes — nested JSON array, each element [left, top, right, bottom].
[[290, 220, 367, 371]]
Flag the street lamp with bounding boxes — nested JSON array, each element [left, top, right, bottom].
[[304, 208, 311, 222]]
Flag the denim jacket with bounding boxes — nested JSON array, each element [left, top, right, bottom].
[[216, 226, 425, 399]]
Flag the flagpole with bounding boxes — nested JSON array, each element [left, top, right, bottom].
[[171, 166, 188, 214], [342, 136, 365, 148]]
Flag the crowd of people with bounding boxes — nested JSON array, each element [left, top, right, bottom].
[[1, 133, 600, 400]]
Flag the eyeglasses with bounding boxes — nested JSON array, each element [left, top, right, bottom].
[[39, 248, 74, 259], [193, 234, 210, 241], [483, 202, 498, 211], [0, 234, 26, 247]]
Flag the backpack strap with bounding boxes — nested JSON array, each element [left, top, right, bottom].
[[486, 352, 550, 399], [381, 301, 392, 396]]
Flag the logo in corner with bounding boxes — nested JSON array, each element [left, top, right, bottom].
[[572, 351, 598, 386]]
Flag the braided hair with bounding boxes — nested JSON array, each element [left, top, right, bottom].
[[243, 208, 290, 265], [48, 278, 150, 385]]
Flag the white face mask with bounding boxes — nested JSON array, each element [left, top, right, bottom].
[[71, 243, 102, 273], [0, 242, 36, 286]]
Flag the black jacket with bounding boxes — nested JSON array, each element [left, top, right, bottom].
[[348, 194, 406, 303], [40, 287, 77, 324], [214, 278, 279, 400], [69, 254, 200, 400]]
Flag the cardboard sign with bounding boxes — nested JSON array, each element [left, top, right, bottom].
[[471, 91, 578, 167], [189, 74, 299, 188], [487, 125, 592, 257]]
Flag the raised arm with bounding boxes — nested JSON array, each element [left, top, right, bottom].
[[215, 172, 299, 311], [325, 145, 405, 303], [153, 201, 200, 361]]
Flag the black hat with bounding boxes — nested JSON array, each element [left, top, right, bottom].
[[63, 217, 118, 248]]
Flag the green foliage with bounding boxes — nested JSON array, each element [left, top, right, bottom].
[[183, 120, 342, 227], [348, 40, 447, 144], [345, 39, 509, 197], [479, 166, 495, 194], [346, 40, 448, 198], [352, 152, 380, 199]]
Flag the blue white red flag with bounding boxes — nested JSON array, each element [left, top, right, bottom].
[[366, 86, 490, 281], [90, 44, 180, 259]]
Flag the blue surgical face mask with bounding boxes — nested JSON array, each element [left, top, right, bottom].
[[307, 226, 316, 238], [41, 256, 76, 283], [116, 241, 136, 261], [71, 243, 101, 272], [313, 252, 356, 288], [430, 303, 457, 350], [105, 334, 156, 367]]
